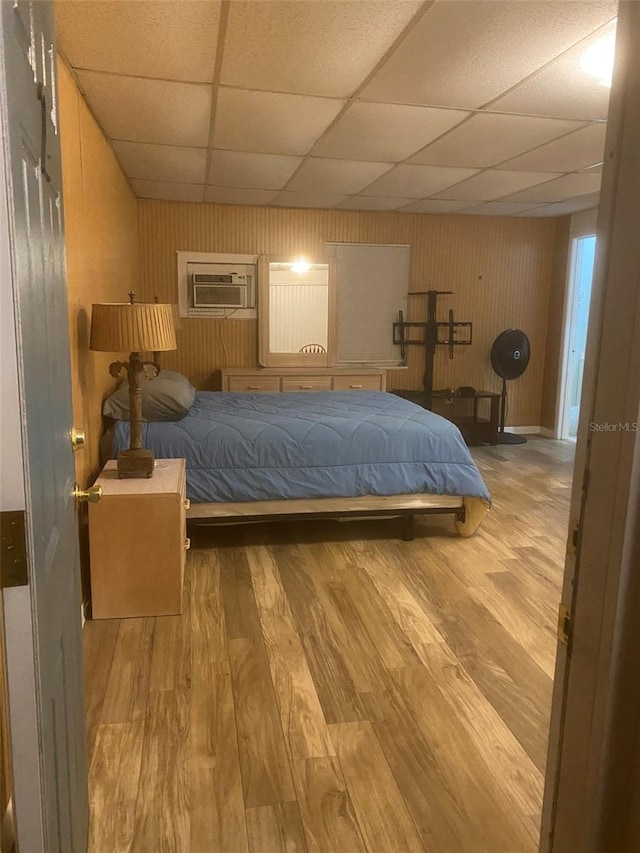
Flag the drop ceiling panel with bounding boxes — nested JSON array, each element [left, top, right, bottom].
[[400, 199, 476, 214], [311, 102, 470, 162], [460, 201, 543, 216], [221, 0, 424, 97], [490, 20, 616, 120], [363, 164, 480, 199], [130, 180, 204, 203], [513, 192, 600, 216], [111, 141, 207, 184], [208, 150, 303, 189], [434, 169, 561, 201], [204, 187, 279, 206], [339, 196, 415, 211], [503, 173, 602, 203], [285, 158, 392, 194], [272, 191, 350, 208], [75, 71, 212, 147], [362, 0, 616, 107], [408, 113, 586, 168], [214, 88, 345, 155], [498, 122, 607, 172], [57, 1, 616, 214], [56, 1, 222, 83]]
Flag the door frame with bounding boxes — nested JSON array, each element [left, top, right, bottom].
[[542, 1, 640, 848], [556, 232, 597, 440], [554, 213, 599, 441]]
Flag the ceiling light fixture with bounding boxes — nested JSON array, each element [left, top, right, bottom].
[[580, 32, 616, 88], [291, 258, 311, 273]]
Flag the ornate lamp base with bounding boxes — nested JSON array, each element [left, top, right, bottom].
[[117, 447, 155, 479]]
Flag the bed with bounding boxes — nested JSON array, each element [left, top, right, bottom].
[[110, 390, 491, 538]]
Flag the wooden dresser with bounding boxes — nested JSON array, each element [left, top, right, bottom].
[[220, 367, 386, 393]]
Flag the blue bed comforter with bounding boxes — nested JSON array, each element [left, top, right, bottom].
[[112, 391, 490, 504]]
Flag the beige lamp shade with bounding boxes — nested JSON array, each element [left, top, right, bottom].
[[90, 302, 177, 353]]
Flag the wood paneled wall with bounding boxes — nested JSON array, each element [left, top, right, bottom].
[[58, 59, 139, 488], [138, 201, 562, 426]]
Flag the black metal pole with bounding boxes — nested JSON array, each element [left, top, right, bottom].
[[499, 377, 507, 434], [497, 377, 527, 445], [422, 290, 438, 407]]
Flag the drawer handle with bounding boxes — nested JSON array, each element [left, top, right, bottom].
[[184, 538, 191, 551], [350, 384, 363, 389], [247, 385, 261, 390], [300, 385, 313, 390], [183, 499, 191, 510]]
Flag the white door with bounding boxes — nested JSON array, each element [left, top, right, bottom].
[[0, 2, 88, 851]]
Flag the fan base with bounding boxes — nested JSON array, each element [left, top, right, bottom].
[[497, 431, 528, 445]]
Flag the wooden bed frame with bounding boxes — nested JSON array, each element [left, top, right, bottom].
[[102, 422, 489, 540], [186, 493, 489, 540]]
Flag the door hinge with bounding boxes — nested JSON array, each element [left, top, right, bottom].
[[1, 510, 28, 588], [558, 603, 571, 646]]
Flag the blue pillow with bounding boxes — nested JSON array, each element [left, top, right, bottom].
[[103, 370, 196, 421]]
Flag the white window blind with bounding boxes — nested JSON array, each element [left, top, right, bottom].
[[328, 243, 410, 366]]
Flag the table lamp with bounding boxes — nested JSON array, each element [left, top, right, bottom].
[[90, 292, 177, 478]]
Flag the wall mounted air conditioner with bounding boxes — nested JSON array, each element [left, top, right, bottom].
[[177, 254, 258, 318], [192, 273, 249, 309]]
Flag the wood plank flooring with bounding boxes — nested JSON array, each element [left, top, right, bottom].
[[84, 437, 575, 852]]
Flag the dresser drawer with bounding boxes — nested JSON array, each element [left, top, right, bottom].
[[332, 375, 384, 391], [227, 376, 280, 392], [281, 376, 332, 392]]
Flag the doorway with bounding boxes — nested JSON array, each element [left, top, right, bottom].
[[561, 234, 597, 439]]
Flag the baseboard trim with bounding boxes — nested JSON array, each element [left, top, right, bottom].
[[504, 425, 541, 435], [540, 427, 557, 439]]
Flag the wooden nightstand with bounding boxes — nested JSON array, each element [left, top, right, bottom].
[[88, 458, 189, 619]]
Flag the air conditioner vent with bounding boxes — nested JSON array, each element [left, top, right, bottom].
[[193, 273, 238, 284], [193, 283, 247, 308]]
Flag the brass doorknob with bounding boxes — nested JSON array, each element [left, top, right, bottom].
[[73, 484, 102, 504], [71, 428, 86, 451]]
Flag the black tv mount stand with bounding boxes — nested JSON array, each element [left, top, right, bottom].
[[392, 290, 473, 409]]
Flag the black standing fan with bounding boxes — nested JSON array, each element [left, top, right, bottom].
[[491, 329, 531, 445]]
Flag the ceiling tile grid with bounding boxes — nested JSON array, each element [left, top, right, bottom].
[[311, 102, 471, 163], [75, 70, 213, 148], [407, 113, 588, 169], [111, 141, 208, 185], [56, 0, 222, 83], [220, 0, 425, 98], [362, 164, 482, 199], [129, 180, 205, 203], [497, 122, 607, 173], [433, 169, 564, 202], [213, 88, 346, 155], [271, 191, 350, 209], [490, 19, 617, 120], [208, 150, 303, 190], [205, 186, 279, 206], [501, 172, 602, 204], [56, 0, 616, 218]]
